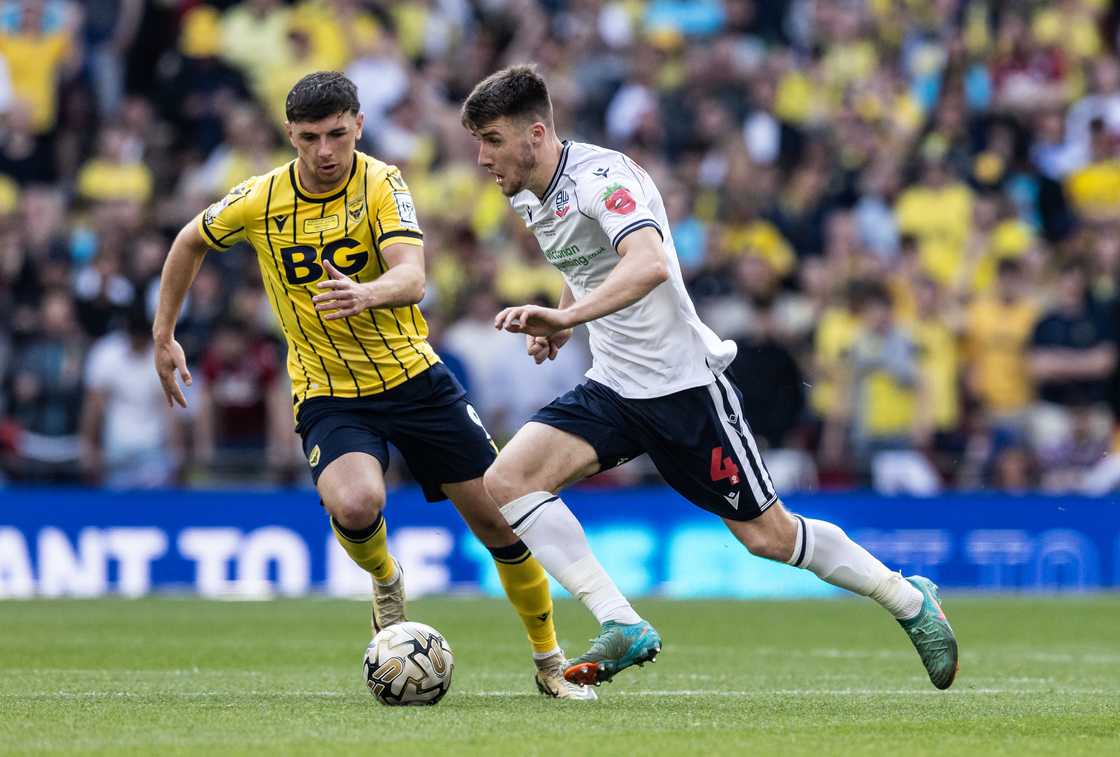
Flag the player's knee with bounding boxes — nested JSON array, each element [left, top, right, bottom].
[[482, 464, 526, 509], [327, 483, 385, 530]]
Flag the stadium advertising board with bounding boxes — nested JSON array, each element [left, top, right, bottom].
[[1, 489, 1117, 598]]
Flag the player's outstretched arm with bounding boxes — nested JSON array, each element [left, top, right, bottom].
[[496, 227, 668, 337], [153, 217, 209, 408], [313, 242, 425, 320]]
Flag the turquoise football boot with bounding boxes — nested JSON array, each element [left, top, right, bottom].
[[563, 619, 662, 685], [899, 575, 959, 690]]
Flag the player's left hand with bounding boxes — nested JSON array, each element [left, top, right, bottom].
[[313, 260, 373, 320], [494, 304, 573, 336]]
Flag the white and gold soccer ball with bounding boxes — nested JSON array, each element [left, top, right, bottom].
[[363, 622, 454, 706]]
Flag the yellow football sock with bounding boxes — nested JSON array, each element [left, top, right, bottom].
[[331, 513, 396, 584], [490, 541, 558, 655]]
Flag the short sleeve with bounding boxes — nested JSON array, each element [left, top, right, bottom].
[[372, 166, 423, 248], [198, 177, 256, 251], [583, 160, 663, 250]]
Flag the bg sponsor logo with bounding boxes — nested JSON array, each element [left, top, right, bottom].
[[279, 237, 369, 285]]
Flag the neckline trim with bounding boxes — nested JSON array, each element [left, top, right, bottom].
[[290, 156, 358, 203], [537, 140, 571, 202]]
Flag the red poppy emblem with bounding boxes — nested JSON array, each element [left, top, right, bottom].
[[604, 187, 637, 214]]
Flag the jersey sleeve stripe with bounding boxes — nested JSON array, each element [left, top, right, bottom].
[[611, 219, 662, 250], [377, 229, 423, 246], [217, 226, 244, 244], [200, 218, 231, 249]]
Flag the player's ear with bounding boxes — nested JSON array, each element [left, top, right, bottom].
[[355, 111, 364, 141], [285, 121, 296, 149]]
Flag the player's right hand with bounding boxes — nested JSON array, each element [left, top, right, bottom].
[[526, 330, 572, 364], [154, 337, 192, 408]]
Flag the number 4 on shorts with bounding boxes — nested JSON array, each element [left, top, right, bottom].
[[710, 447, 740, 485]]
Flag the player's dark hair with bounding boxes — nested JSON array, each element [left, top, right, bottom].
[[460, 64, 553, 131], [286, 71, 360, 123]]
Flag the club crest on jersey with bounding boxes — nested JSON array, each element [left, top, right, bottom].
[[554, 190, 571, 218], [601, 183, 637, 215], [347, 198, 365, 224]]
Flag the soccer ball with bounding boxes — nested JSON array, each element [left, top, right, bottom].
[[363, 622, 454, 706]]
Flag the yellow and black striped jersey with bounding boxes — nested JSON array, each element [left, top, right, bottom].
[[197, 152, 438, 411]]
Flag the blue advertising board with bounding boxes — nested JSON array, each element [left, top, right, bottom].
[[0, 488, 1117, 598]]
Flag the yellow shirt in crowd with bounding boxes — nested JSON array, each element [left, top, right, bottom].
[[911, 319, 959, 431], [965, 296, 1039, 415], [811, 307, 861, 418], [895, 182, 973, 287], [0, 29, 71, 133], [1065, 160, 1120, 221], [77, 159, 153, 204]]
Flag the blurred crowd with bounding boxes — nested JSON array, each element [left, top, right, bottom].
[[4, 0, 1120, 495]]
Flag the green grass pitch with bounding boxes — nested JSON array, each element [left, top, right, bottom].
[[1, 596, 1118, 755]]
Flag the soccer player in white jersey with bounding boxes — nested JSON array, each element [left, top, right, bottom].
[[460, 65, 959, 691]]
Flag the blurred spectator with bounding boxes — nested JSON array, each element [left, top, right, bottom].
[[965, 258, 1039, 424], [1037, 405, 1112, 491], [486, 322, 591, 443], [1028, 261, 1116, 463], [442, 288, 524, 426], [1029, 262, 1116, 409], [73, 248, 135, 339], [1065, 51, 1120, 158], [990, 10, 1069, 115], [0, 0, 80, 135], [76, 124, 151, 205], [895, 152, 973, 287], [80, 304, 180, 488], [81, 0, 143, 117], [1064, 117, 1120, 223], [158, 5, 251, 158], [195, 315, 291, 481], [728, 293, 806, 450], [908, 275, 962, 474], [219, 0, 292, 98], [1, 288, 84, 482], [826, 280, 938, 494], [854, 160, 901, 263]]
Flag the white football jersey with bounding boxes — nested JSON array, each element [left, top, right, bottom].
[[510, 141, 736, 398]]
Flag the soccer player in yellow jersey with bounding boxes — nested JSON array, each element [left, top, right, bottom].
[[152, 71, 595, 700]]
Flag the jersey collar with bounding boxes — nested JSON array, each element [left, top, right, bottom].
[[536, 140, 571, 203], [289, 156, 358, 203]]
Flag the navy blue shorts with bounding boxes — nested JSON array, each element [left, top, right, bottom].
[[530, 372, 777, 521], [295, 362, 497, 502]]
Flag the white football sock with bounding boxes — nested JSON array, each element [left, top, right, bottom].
[[501, 491, 642, 625], [788, 515, 923, 620]]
